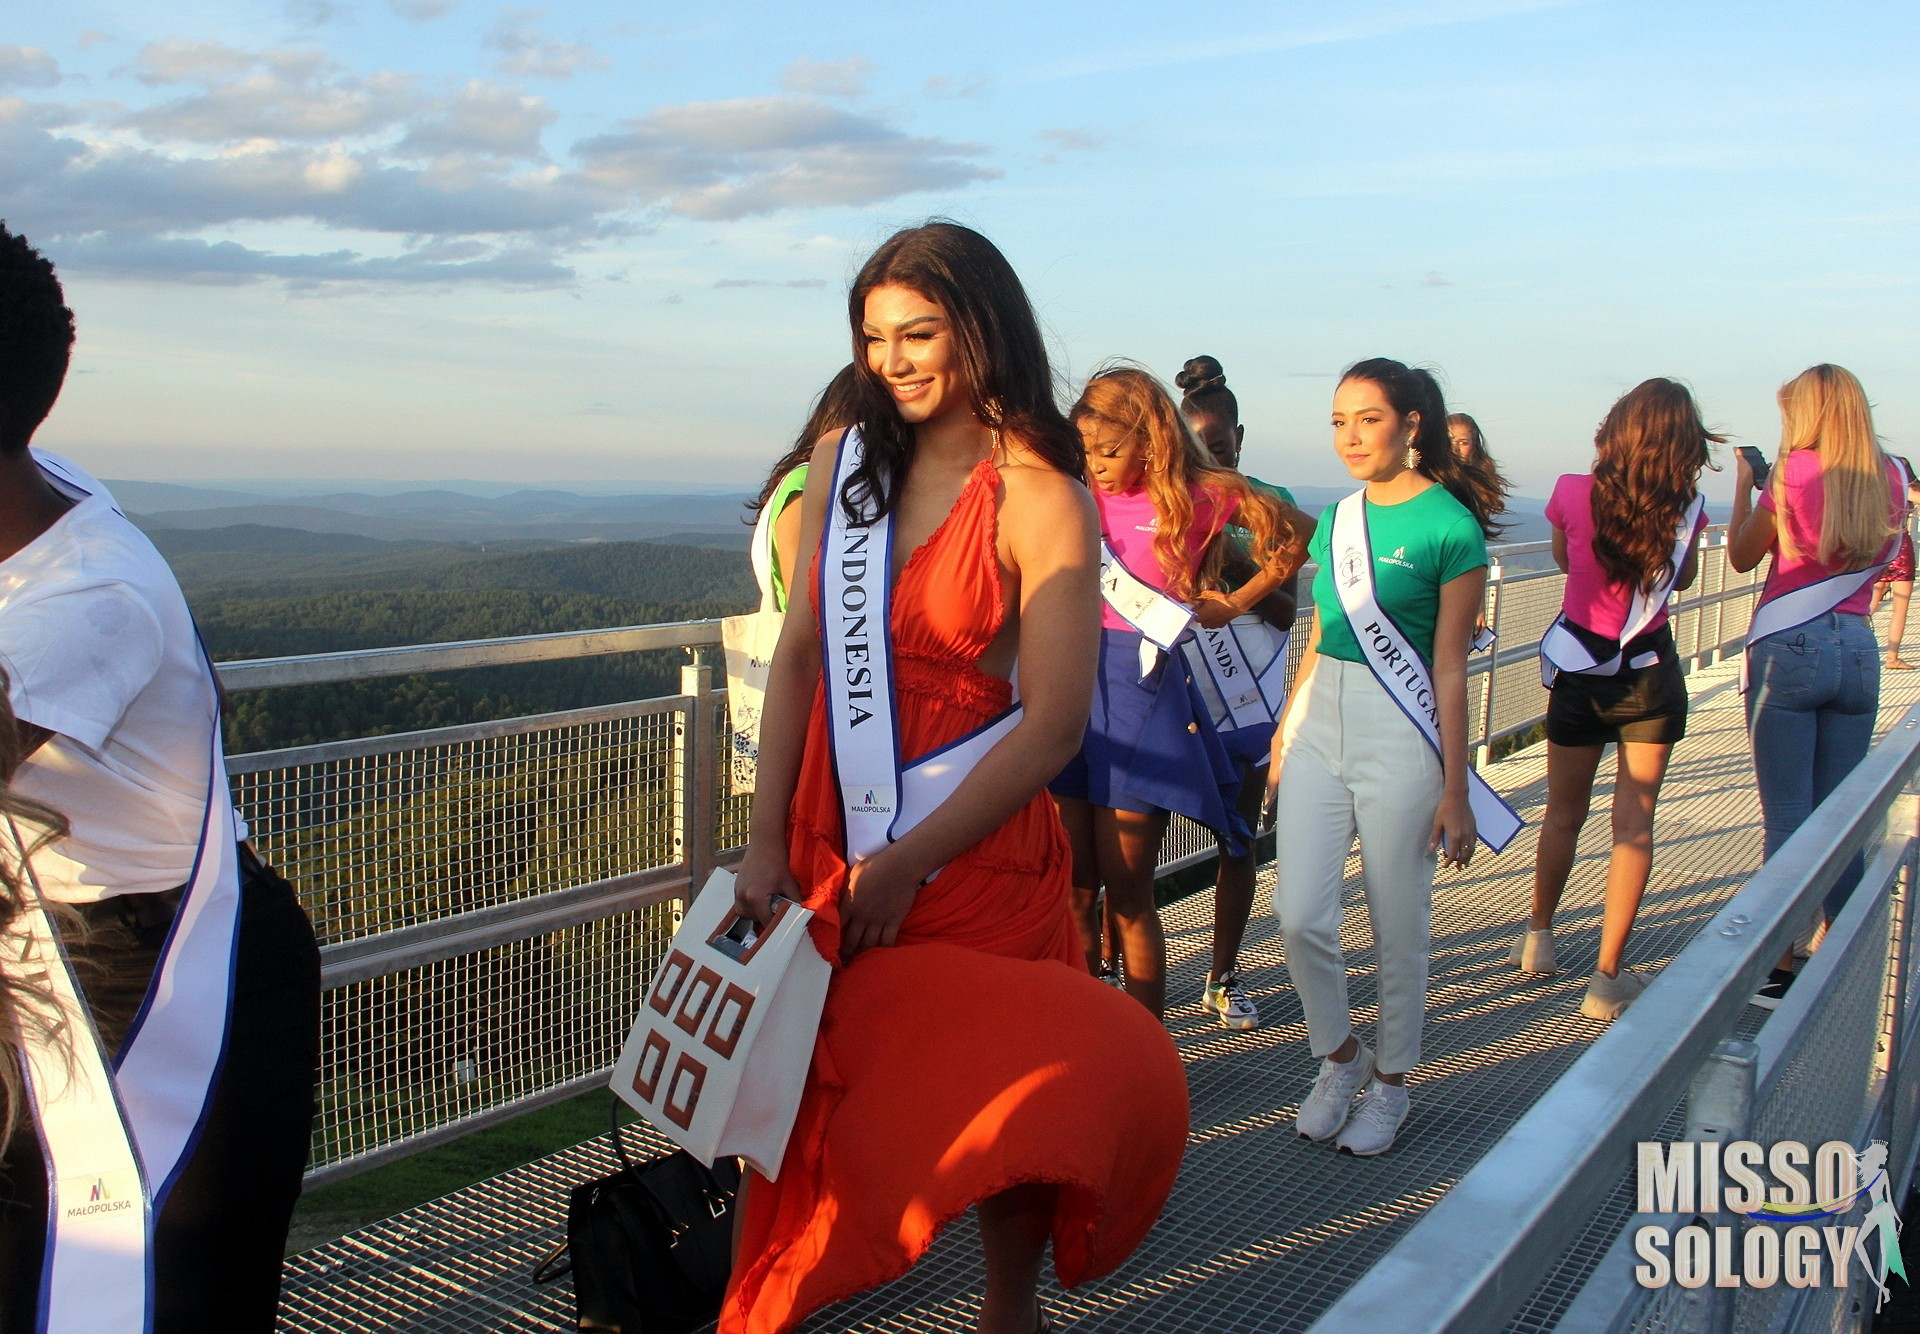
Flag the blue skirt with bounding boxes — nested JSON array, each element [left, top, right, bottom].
[[1050, 628, 1251, 856]]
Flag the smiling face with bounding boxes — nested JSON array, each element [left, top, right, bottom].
[[1079, 416, 1148, 495], [1331, 377, 1418, 483], [861, 283, 973, 426], [1188, 409, 1243, 471]]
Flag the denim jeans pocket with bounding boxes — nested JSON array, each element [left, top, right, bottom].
[[1754, 640, 1817, 698]]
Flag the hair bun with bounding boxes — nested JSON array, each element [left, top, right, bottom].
[[1176, 355, 1227, 394]]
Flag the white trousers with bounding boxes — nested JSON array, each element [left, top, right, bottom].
[[1273, 657, 1442, 1075]]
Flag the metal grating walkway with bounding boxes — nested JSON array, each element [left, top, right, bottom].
[[278, 654, 1920, 1333]]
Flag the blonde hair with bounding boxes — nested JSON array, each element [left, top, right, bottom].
[[1769, 364, 1895, 567], [1071, 363, 1307, 600]]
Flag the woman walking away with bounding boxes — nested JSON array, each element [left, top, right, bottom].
[[1176, 354, 1301, 1030], [747, 365, 860, 614], [724, 223, 1188, 1334], [1731, 364, 1906, 1009], [1052, 364, 1306, 1019], [1866, 456, 1920, 670], [1516, 380, 1716, 1020], [1269, 357, 1515, 1157]]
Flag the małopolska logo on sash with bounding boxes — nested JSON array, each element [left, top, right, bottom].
[[1633, 1138, 1907, 1309]]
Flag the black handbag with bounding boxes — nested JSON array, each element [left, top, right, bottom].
[[532, 1109, 743, 1334]]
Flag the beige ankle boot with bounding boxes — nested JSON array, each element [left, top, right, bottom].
[[1580, 969, 1648, 1020], [1509, 928, 1557, 974]]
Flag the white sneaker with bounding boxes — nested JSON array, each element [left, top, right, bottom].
[[1203, 972, 1260, 1030], [1295, 1044, 1375, 1142], [1336, 1078, 1410, 1156]]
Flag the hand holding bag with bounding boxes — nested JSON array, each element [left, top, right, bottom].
[[611, 868, 830, 1179]]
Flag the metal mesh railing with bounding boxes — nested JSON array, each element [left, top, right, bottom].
[[312, 907, 677, 1175], [219, 526, 1765, 1185], [234, 701, 682, 948]]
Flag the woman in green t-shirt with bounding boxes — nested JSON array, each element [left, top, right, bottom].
[[1268, 357, 1507, 1157], [747, 365, 860, 612], [1176, 355, 1300, 1034]]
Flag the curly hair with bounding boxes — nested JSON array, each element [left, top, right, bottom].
[[1072, 363, 1307, 601], [1590, 379, 1720, 593], [0, 222, 76, 455]]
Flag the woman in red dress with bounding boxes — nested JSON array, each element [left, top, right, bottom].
[[724, 223, 1189, 1334]]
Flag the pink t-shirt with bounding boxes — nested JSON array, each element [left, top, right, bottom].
[[1096, 483, 1236, 631], [1546, 473, 1708, 638], [1756, 450, 1906, 615]]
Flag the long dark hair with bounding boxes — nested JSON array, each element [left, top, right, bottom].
[[1591, 379, 1720, 592], [747, 364, 860, 519], [841, 221, 1081, 524], [1341, 357, 1509, 540]]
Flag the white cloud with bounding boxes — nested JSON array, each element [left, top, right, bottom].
[[574, 95, 997, 220], [779, 56, 872, 99], [77, 31, 115, 52], [0, 64, 997, 287], [399, 81, 554, 159], [0, 46, 60, 90], [127, 65, 418, 143], [285, 0, 354, 27], [486, 10, 608, 80], [131, 40, 294, 86], [389, 0, 456, 18], [923, 74, 986, 100], [53, 232, 571, 286], [1039, 127, 1106, 152]]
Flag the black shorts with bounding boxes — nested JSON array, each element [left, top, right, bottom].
[[1545, 624, 1689, 748]]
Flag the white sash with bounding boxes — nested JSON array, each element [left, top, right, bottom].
[[1743, 460, 1911, 691], [1099, 539, 1194, 679], [818, 431, 1023, 868], [15, 458, 245, 1334], [1539, 493, 1705, 687], [1184, 616, 1289, 733], [1330, 491, 1523, 854]]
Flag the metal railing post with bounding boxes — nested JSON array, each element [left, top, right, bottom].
[[1707, 534, 1727, 665], [674, 662, 719, 900], [1675, 1039, 1759, 1334], [1476, 556, 1503, 768]]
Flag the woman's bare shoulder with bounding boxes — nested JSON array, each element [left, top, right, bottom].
[[997, 459, 1095, 528]]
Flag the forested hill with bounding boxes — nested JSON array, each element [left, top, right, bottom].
[[170, 529, 756, 753]]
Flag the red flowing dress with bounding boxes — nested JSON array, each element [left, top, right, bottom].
[[720, 461, 1190, 1334]]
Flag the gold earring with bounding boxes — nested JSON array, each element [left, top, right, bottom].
[[1404, 440, 1421, 471]]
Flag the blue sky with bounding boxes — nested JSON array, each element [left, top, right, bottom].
[[4, 0, 1914, 497]]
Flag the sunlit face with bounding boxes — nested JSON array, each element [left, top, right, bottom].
[[1188, 410, 1244, 471], [1449, 423, 1475, 460], [861, 284, 972, 426], [1079, 417, 1148, 495], [1330, 378, 1418, 483]]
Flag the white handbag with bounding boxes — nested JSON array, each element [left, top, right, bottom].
[[721, 492, 790, 795], [721, 609, 782, 796], [611, 869, 830, 1179]]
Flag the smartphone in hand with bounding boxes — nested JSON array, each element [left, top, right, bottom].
[[1736, 445, 1770, 489]]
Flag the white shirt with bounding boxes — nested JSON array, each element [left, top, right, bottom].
[[0, 452, 216, 902]]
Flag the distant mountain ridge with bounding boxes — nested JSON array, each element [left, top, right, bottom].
[[114, 479, 758, 549]]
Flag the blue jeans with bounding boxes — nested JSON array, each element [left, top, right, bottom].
[[1745, 611, 1880, 921]]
